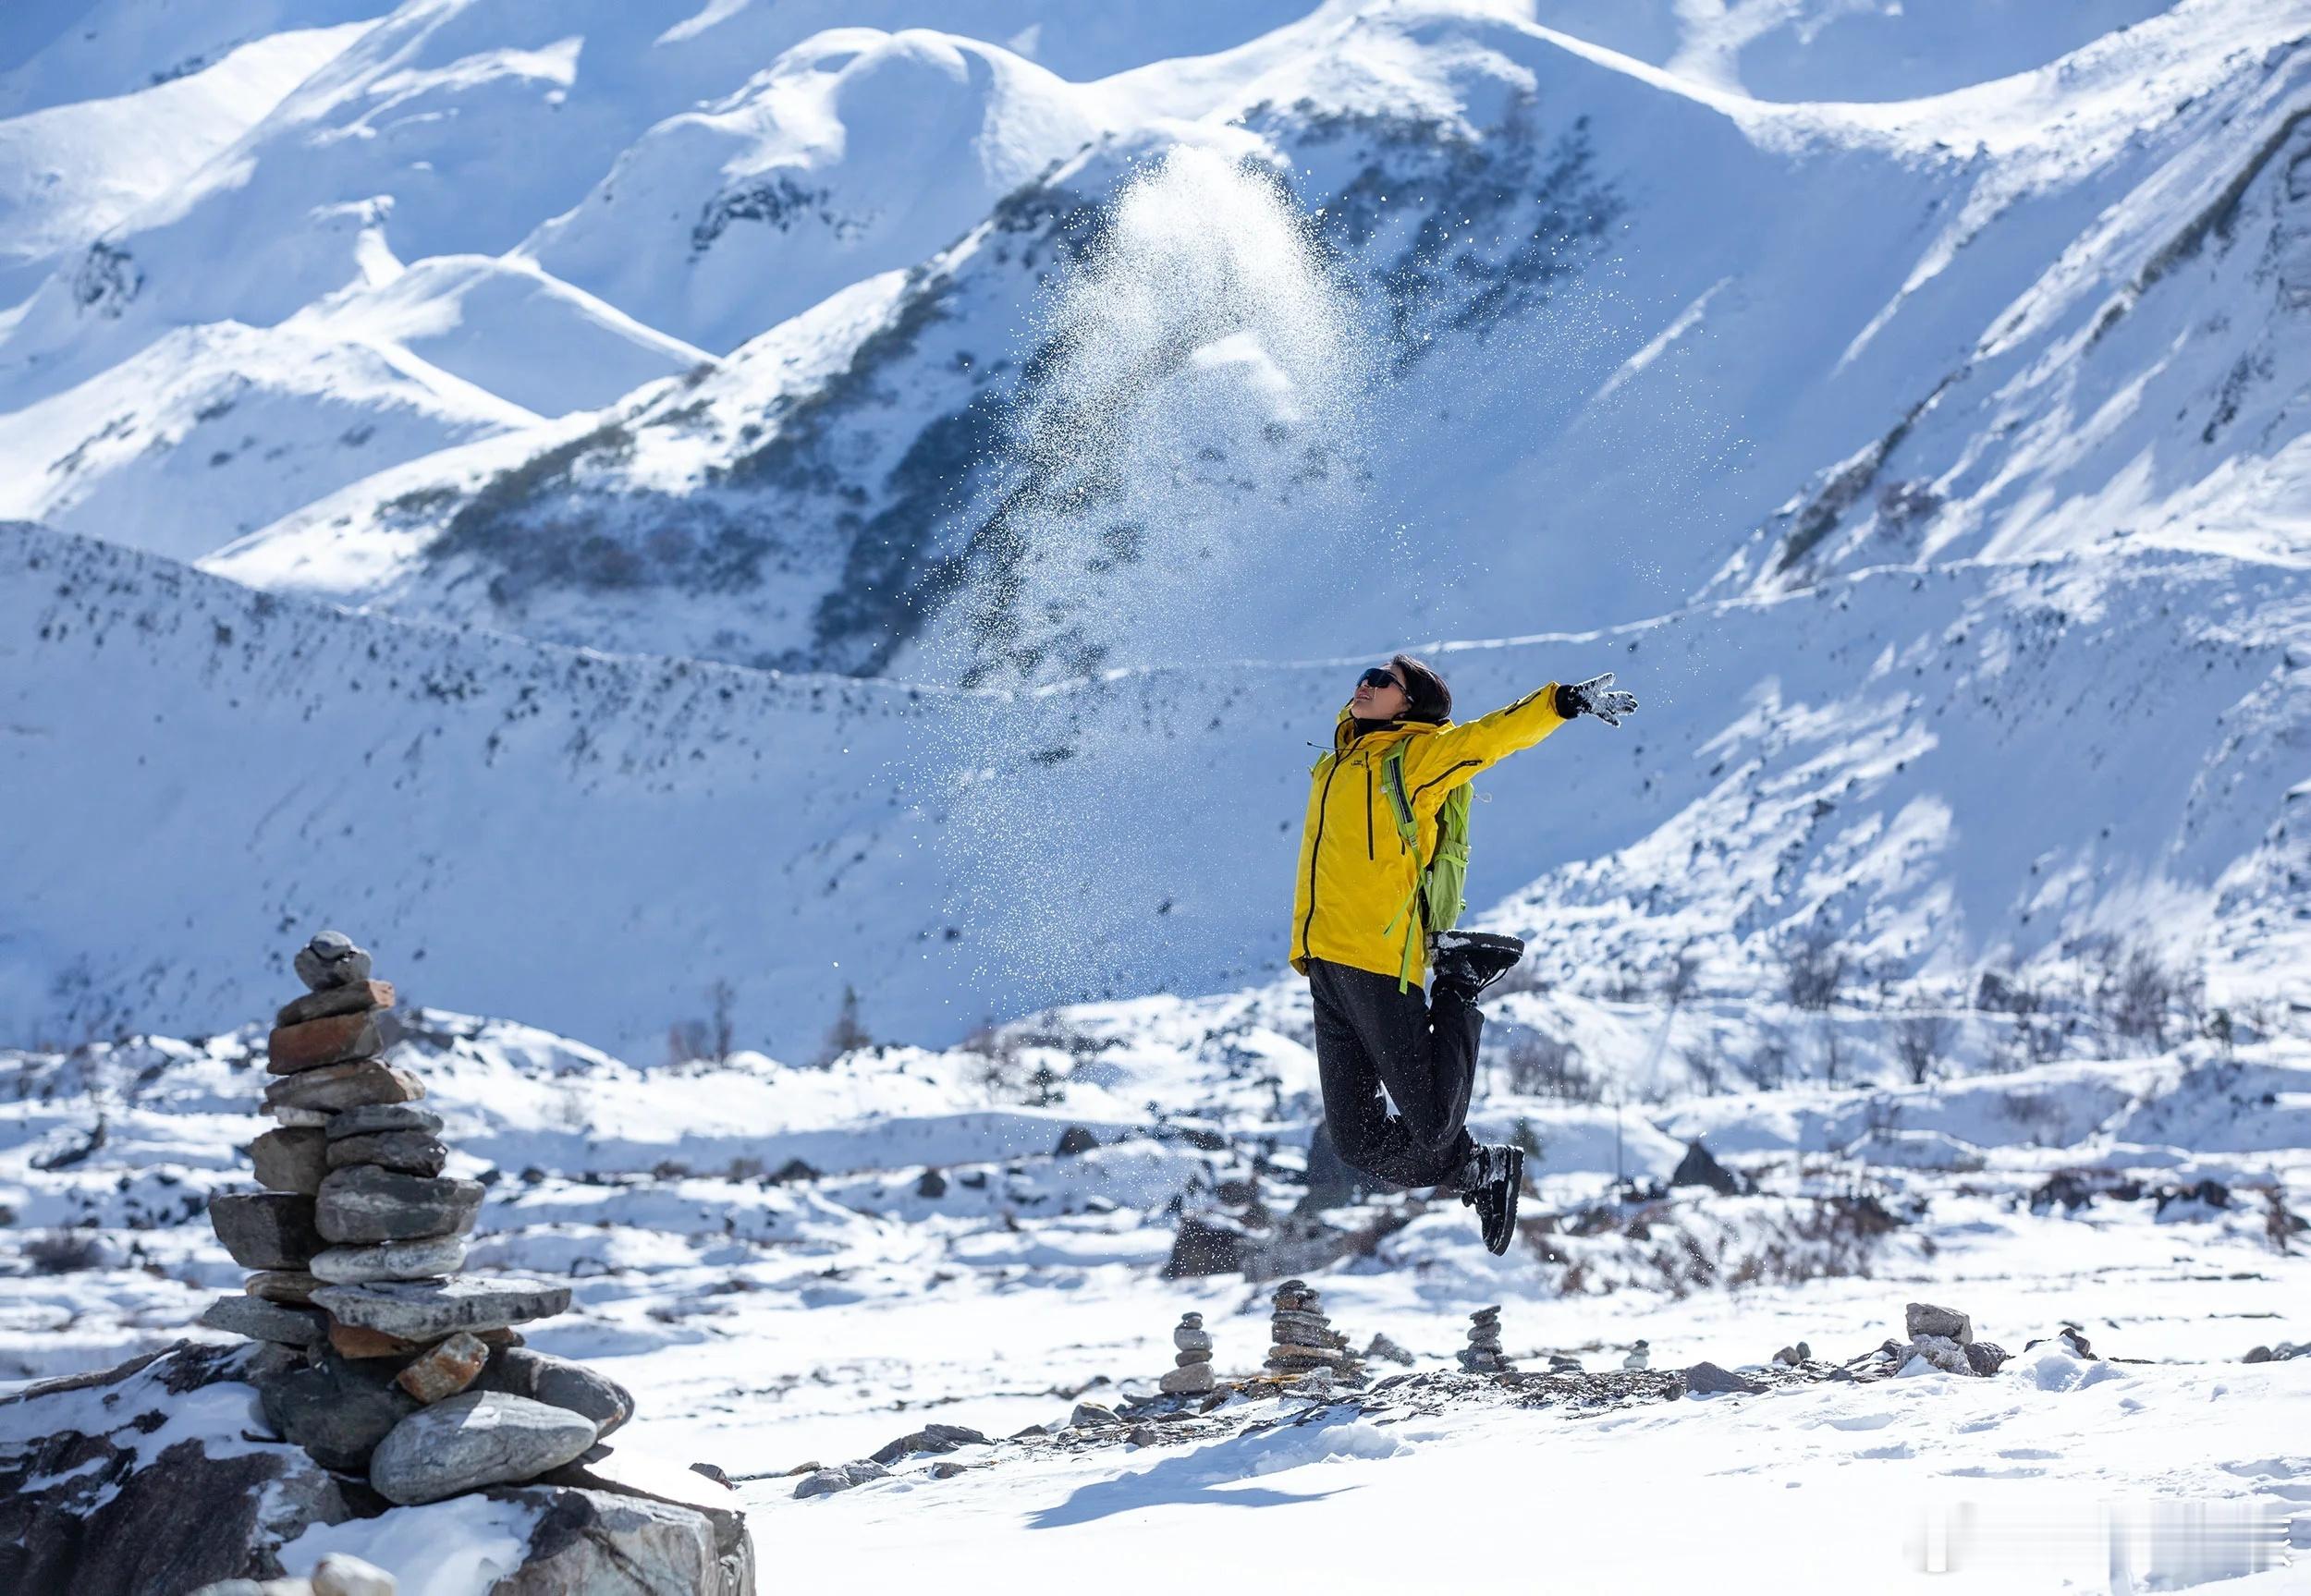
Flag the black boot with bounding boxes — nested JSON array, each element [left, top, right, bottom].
[[1456, 1143, 1524, 1255], [1430, 931, 1526, 999]]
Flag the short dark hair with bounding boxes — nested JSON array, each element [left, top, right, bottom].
[[1391, 652, 1451, 723]]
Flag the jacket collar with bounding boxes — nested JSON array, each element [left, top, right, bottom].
[[1331, 704, 1447, 753]]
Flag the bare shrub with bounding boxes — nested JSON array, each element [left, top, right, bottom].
[[1678, 1040, 1725, 1097], [26, 1229, 104, 1273], [1741, 1029, 1791, 1091], [666, 979, 740, 1066], [1659, 944, 1703, 1008], [1891, 1010, 1953, 1086], [814, 984, 872, 1067], [1779, 919, 1848, 1012], [1501, 1033, 1601, 1103]]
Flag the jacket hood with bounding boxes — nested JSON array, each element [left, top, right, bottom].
[[1331, 703, 1450, 752]]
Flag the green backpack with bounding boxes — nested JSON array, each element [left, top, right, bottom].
[[1377, 739, 1472, 991]]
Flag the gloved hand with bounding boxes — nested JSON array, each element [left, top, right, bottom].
[[1555, 672, 1638, 726]]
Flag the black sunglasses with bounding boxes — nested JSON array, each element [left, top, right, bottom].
[[1357, 667, 1403, 692]]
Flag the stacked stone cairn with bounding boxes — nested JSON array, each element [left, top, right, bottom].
[[1458, 1305, 1512, 1374], [1162, 1311, 1216, 1395], [1262, 1279, 1364, 1386], [202, 932, 635, 1505]]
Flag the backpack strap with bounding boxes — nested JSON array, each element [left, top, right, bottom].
[[1378, 744, 1425, 992]]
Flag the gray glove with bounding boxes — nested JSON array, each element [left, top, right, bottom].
[[1555, 672, 1638, 726]]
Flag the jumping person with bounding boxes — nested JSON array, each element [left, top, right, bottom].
[[1289, 655, 1637, 1254]]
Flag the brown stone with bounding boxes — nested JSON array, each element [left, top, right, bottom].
[[264, 1059, 424, 1113], [268, 1012, 386, 1075], [275, 979, 396, 1030], [245, 1270, 323, 1306], [249, 1127, 330, 1194], [328, 1319, 423, 1360], [396, 1331, 489, 1404]]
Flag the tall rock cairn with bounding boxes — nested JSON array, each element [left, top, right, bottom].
[[1458, 1305, 1512, 1374], [202, 932, 634, 1506], [1161, 1311, 1215, 1395], [1262, 1279, 1364, 1385]]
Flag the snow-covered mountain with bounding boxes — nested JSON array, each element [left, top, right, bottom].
[[4, 0, 2308, 1063]]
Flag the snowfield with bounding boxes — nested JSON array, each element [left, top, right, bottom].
[[2, 1002, 2306, 1590], [5, 0, 2311, 1589]]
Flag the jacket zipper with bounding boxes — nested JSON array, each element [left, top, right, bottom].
[[1364, 762, 1375, 859], [1301, 751, 1342, 957]]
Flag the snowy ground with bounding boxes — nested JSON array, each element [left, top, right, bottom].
[[3, 994, 2305, 1591]]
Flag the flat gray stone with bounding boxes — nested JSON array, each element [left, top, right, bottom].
[[249, 1127, 330, 1195], [325, 1103, 444, 1141], [326, 1129, 447, 1177], [1906, 1301, 1975, 1345], [244, 1270, 322, 1305], [265, 1059, 423, 1114], [209, 1192, 324, 1271], [369, 1392, 597, 1505], [792, 1468, 852, 1499], [198, 1293, 325, 1346], [1683, 1360, 1767, 1395], [1160, 1363, 1215, 1394], [309, 1234, 467, 1285], [315, 1164, 482, 1244], [477, 1346, 632, 1438], [312, 1276, 570, 1341]]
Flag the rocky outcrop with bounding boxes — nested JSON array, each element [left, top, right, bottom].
[[0, 1341, 366, 1595]]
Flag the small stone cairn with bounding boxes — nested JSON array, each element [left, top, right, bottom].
[[1162, 1311, 1216, 1395], [202, 932, 635, 1505], [1262, 1278, 1363, 1386], [1458, 1306, 1512, 1374]]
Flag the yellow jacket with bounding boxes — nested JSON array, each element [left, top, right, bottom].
[[1290, 684, 1567, 987]]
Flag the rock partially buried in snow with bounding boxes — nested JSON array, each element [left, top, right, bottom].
[[1905, 1302, 1975, 1345], [311, 1552, 397, 1596], [310, 1234, 468, 1284], [1682, 1360, 1767, 1395], [314, 1165, 483, 1245], [312, 1276, 570, 1342], [793, 1468, 853, 1499], [367, 1391, 598, 1505], [1903, 1334, 1974, 1375]]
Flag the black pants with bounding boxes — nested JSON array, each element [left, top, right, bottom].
[[1308, 957, 1482, 1190]]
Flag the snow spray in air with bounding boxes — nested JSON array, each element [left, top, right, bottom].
[[928, 143, 1373, 1013]]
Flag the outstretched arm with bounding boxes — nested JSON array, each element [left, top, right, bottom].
[[1405, 672, 1641, 795]]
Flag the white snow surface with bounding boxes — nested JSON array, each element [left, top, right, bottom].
[[2, 1002, 2306, 1590]]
